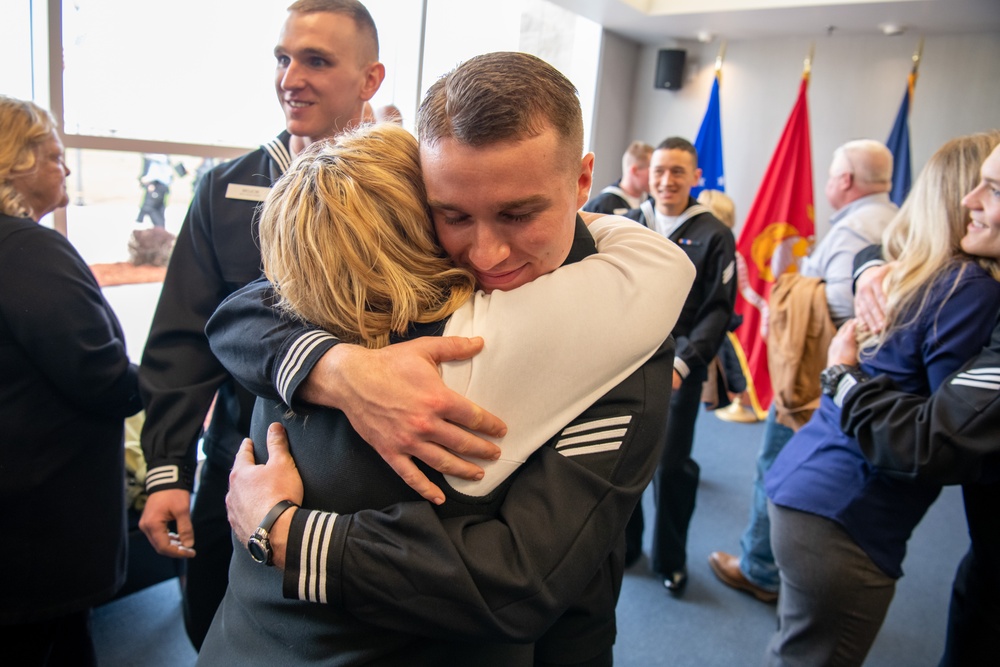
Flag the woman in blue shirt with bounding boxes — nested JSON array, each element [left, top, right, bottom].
[[763, 131, 1000, 666]]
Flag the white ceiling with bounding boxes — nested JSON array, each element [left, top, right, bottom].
[[545, 0, 1000, 43]]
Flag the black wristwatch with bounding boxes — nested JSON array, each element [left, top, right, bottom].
[[247, 499, 298, 566], [820, 364, 868, 403]]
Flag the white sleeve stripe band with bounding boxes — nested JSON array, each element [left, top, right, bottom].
[[316, 513, 336, 605], [562, 415, 632, 435], [145, 466, 180, 488], [298, 511, 319, 601], [297, 510, 338, 604], [722, 260, 735, 285], [277, 331, 338, 403], [557, 428, 628, 448], [951, 378, 1000, 390], [559, 441, 623, 457]]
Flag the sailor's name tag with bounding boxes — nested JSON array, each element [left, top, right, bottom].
[[225, 183, 271, 202]]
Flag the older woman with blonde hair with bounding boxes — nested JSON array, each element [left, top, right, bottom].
[[198, 120, 696, 664], [0, 96, 142, 664], [763, 130, 1000, 666]]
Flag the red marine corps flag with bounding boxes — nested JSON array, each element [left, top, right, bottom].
[[732, 52, 815, 415]]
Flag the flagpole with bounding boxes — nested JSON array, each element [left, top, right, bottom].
[[803, 43, 815, 82], [715, 40, 727, 79], [909, 37, 924, 99]]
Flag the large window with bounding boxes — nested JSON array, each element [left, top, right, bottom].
[[16, 0, 601, 267], [0, 2, 35, 100]]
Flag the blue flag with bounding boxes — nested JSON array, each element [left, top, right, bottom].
[[692, 74, 724, 199], [887, 83, 912, 206]]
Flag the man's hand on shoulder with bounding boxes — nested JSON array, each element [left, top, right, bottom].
[[300, 337, 506, 505], [139, 488, 197, 558]]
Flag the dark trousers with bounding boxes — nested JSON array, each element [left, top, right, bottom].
[[626, 366, 706, 574], [0, 609, 97, 667], [183, 456, 234, 651], [137, 182, 168, 228], [940, 481, 1000, 666], [537, 647, 613, 667]]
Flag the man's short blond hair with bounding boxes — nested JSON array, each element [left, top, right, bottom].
[[622, 141, 654, 172]]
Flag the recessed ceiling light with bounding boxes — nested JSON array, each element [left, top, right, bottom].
[[879, 23, 906, 36]]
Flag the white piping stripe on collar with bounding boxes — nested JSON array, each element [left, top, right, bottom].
[[263, 136, 292, 174], [642, 201, 712, 237], [676, 203, 712, 227]]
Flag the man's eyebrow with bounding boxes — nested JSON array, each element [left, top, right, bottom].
[[497, 195, 551, 210], [427, 195, 551, 212], [274, 45, 334, 59], [426, 199, 460, 211]]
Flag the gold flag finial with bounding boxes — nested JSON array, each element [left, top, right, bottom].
[[911, 37, 924, 74], [908, 37, 924, 99], [803, 43, 815, 80], [715, 40, 727, 73]]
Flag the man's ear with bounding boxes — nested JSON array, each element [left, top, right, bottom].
[[360, 62, 386, 101], [576, 152, 595, 209]]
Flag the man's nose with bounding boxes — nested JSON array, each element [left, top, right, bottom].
[[280, 61, 304, 90], [467, 225, 511, 270]]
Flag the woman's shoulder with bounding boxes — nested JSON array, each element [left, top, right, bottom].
[[919, 260, 1000, 344], [947, 260, 1000, 299], [0, 215, 81, 266], [0, 213, 42, 242]]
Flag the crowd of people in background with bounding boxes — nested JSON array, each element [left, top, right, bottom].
[[2, 1, 998, 666]]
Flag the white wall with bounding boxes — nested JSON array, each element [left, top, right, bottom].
[[589, 31, 647, 188], [595, 31, 1000, 241]]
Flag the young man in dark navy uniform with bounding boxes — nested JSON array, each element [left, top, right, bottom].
[[624, 136, 737, 594], [136, 0, 388, 649]]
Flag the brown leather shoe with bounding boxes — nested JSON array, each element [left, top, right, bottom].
[[708, 551, 778, 603]]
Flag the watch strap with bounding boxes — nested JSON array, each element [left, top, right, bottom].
[[256, 499, 298, 537], [247, 499, 298, 565]]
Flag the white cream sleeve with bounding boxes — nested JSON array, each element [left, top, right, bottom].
[[440, 214, 695, 495]]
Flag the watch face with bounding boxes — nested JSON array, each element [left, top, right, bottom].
[[248, 535, 270, 565], [820, 366, 844, 397]]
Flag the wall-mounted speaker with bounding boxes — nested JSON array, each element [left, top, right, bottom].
[[655, 49, 686, 90]]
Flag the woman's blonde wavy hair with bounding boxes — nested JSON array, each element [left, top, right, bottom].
[[259, 123, 475, 349], [863, 130, 1000, 352], [0, 96, 58, 218]]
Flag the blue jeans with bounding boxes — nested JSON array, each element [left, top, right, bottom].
[[737, 406, 792, 592]]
